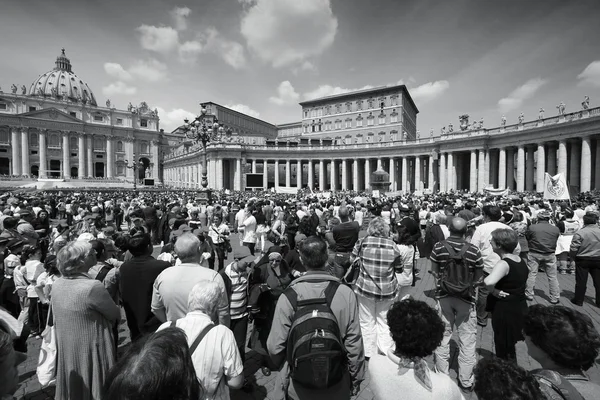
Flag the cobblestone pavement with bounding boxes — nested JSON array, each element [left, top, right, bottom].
[[14, 238, 600, 400]]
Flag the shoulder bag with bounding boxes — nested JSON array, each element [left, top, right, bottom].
[[37, 305, 56, 387], [343, 236, 367, 285]]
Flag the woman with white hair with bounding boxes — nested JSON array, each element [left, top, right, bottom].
[[51, 241, 121, 400], [158, 280, 243, 399]]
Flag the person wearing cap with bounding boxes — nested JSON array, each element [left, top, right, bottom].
[[570, 212, 600, 307], [524, 209, 560, 304], [129, 215, 146, 237], [16, 210, 39, 247], [0, 239, 25, 319]]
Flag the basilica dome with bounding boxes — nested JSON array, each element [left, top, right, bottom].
[[28, 49, 97, 106]]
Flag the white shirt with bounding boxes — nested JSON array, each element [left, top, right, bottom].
[[354, 210, 364, 227], [470, 221, 510, 274], [241, 215, 257, 243], [158, 312, 243, 400]]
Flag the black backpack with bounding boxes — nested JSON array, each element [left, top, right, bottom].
[[532, 369, 585, 400], [283, 280, 346, 389], [438, 241, 475, 300]]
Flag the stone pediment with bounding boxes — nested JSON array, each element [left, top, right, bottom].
[[18, 107, 81, 123]]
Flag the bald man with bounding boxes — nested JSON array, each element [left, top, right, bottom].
[[430, 217, 483, 392]]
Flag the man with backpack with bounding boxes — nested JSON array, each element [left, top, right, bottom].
[[267, 236, 365, 400], [430, 217, 484, 392]]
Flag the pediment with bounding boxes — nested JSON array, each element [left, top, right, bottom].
[[18, 107, 81, 123]]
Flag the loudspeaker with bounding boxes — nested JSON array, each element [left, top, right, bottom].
[[144, 178, 155, 186]]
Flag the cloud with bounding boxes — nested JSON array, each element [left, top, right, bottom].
[[103, 63, 132, 81], [128, 59, 168, 82], [292, 61, 317, 75], [201, 28, 247, 69], [170, 6, 191, 30], [102, 81, 137, 97], [178, 40, 203, 63], [225, 104, 260, 118], [577, 61, 600, 88], [410, 80, 450, 104], [303, 84, 374, 101], [498, 77, 547, 113], [156, 107, 197, 132], [269, 81, 300, 105], [136, 24, 179, 53], [240, 0, 338, 68]]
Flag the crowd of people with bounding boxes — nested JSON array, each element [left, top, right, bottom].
[[1, 187, 600, 400]]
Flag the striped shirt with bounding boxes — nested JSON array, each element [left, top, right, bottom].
[[352, 235, 401, 300], [159, 312, 243, 400], [223, 263, 249, 319]]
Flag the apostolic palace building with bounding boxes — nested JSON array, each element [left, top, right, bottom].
[[164, 87, 600, 195], [0, 50, 164, 183]]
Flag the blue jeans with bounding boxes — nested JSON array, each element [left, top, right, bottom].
[[525, 252, 560, 301], [434, 297, 477, 387]]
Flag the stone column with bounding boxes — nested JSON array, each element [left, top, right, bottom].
[[581, 137, 591, 192], [469, 150, 477, 192], [235, 158, 242, 191], [308, 160, 314, 189], [353, 160, 359, 190], [87, 135, 94, 177], [547, 143, 557, 175], [296, 160, 302, 188], [498, 148, 506, 189], [595, 141, 600, 190], [11, 127, 20, 175], [414, 156, 421, 191], [446, 152, 454, 191], [389, 158, 396, 191], [319, 159, 325, 190], [401, 157, 408, 193], [252, 160, 257, 173], [364, 159, 371, 189], [516, 146, 525, 192], [484, 150, 490, 188], [151, 140, 160, 181], [106, 137, 114, 178], [331, 160, 338, 191], [274, 160, 280, 188], [478, 149, 485, 192], [377, 158, 383, 170], [439, 153, 446, 192], [526, 147, 535, 191], [285, 160, 291, 187], [536, 144, 545, 192], [62, 132, 70, 179], [342, 160, 348, 190], [506, 148, 515, 190], [263, 160, 268, 188], [428, 155, 435, 191], [39, 129, 47, 178], [21, 128, 29, 176], [558, 140, 568, 178], [216, 158, 224, 190], [569, 140, 581, 190], [78, 134, 86, 178]]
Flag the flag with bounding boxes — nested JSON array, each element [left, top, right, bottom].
[[484, 186, 508, 197], [543, 173, 570, 200]]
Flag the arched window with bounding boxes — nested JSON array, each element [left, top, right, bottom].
[[117, 141, 124, 152], [30, 132, 38, 147], [49, 134, 60, 147]]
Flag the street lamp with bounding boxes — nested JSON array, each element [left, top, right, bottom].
[[125, 155, 142, 191], [182, 103, 232, 203]]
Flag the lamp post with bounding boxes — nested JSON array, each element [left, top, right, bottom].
[[125, 155, 142, 191], [182, 103, 231, 203]]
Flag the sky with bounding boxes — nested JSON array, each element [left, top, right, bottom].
[[2, 0, 600, 134]]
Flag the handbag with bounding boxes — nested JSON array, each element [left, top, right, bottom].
[[343, 236, 367, 285], [37, 304, 57, 387]]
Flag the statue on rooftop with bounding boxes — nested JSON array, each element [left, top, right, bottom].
[[447, 123, 454, 133], [127, 102, 133, 112], [50, 87, 58, 98], [501, 115, 506, 126], [11, 84, 17, 94], [538, 108, 545, 120], [582, 96, 590, 110], [416, 130, 420, 139], [106, 99, 111, 108], [430, 128, 434, 137], [479, 117, 484, 128], [556, 102, 565, 115], [441, 126, 446, 135], [21, 85, 26, 95], [518, 112, 525, 124]]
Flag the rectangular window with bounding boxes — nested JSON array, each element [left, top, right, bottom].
[[29, 106, 36, 112], [357, 119, 363, 127], [69, 112, 76, 117], [116, 118, 123, 125], [140, 119, 148, 127], [31, 150, 38, 155], [317, 109, 323, 117], [345, 120, 352, 128], [391, 115, 398, 123], [71, 153, 77, 157], [367, 118, 374, 126], [94, 115, 103, 122], [0, 104, 7, 110], [379, 115, 386, 125]]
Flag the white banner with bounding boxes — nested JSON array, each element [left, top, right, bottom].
[[543, 173, 570, 200], [484, 186, 508, 197], [274, 187, 298, 194]]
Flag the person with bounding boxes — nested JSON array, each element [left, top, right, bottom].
[[151, 233, 230, 327], [270, 212, 286, 245], [31, 209, 51, 258], [523, 304, 600, 399], [207, 214, 230, 272], [255, 205, 269, 254], [470, 205, 511, 327], [351, 217, 401, 359], [142, 201, 159, 244], [369, 298, 464, 399], [525, 209, 560, 303], [248, 251, 295, 377], [430, 217, 483, 391], [33, 255, 59, 333], [120, 234, 171, 341], [331, 205, 360, 274], [0, 239, 24, 319], [52, 241, 121, 400], [0, 319, 28, 399], [569, 211, 600, 307], [16, 210, 39, 246], [556, 208, 580, 274], [239, 206, 257, 255], [473, 357, 544, 400], [393, 223, 419, 294], [481, 229, 529, 360], [14, 245, 44, 337], [102, 327, 203, 400], [157, 280, 244, 399], [507, 208, 529, 260], [267, 236, 365, 400]]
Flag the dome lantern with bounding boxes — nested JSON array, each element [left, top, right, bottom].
[[54, 48, 72, 72]]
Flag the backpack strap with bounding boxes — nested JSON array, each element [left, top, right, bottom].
[[189, 324, 216, 355], [532, 369, 585, 400], [441, 241, 470, 259], [170, 320, 177, 328], [284, 281, 340, 311]]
